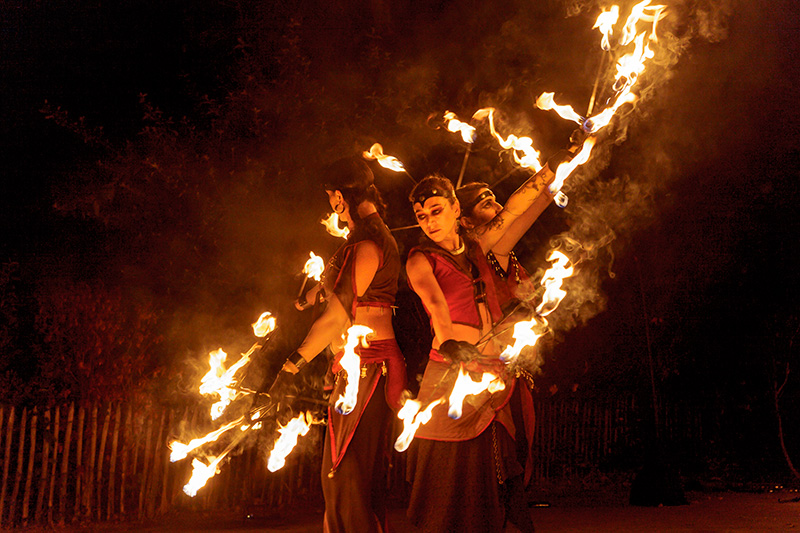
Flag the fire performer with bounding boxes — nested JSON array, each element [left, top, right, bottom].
[[278, 156, 406, 533], [403, 150, 572, 532]]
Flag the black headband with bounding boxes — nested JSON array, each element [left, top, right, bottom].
[[462, 189, 494, 214], [411, 187, 456, 207]]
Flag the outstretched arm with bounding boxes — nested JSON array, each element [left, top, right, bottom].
[[406, 251, 454, 349]]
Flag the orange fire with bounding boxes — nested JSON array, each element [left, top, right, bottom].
[[549, 137, 597, 194], [447, 366, 505, 419], [500, 317, 547, 364], [536, 251, 575, 317], [302, 251, 325, 282], [183, 454, 228, 497], [169, 416, 245, 462], [321, 212, 350, 240], [394, 397, 445, 452], [199, 348, 253, 420], [334, 325, 374, 415], [473, 108, 543, 171], [267, 411, 315, 472], [363, 143, 406, 173], [444, 111, 477, 144], [593, 6, 619, 51], [252, 311, 277, 338]]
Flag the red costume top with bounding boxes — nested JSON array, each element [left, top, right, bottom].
[[407, 236, 515, 442], [486, 250, 530, 310]]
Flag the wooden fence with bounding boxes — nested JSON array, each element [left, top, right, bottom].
[[0, 395, 702, 528]]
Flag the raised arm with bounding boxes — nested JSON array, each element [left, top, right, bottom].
[[406, 251, 454, 349]]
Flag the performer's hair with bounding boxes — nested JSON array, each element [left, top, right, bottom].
[[322, 156, 387, 219], [455, 181, 491, 216], [408, 174, 456, 206]]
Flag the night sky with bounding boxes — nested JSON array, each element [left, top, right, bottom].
[[2, 0, 800, 470]]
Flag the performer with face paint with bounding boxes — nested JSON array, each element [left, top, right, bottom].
[[279, 156, 406, 533], [403, 149, 572, 533]]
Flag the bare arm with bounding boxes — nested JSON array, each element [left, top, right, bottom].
[[473, 164, 554, 253], [491, 186, 554, 256], [285, 241, 381, 371], [406, 251, 454, 348]]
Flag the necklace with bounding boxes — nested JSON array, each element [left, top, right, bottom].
[[449, 238, 465, 255]]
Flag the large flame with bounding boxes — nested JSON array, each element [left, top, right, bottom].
[[363, 143, 406, 172], [549, 137, 597, 194], [334, 325, 374, 415], [593, 6, 619, 51], [536, 251, 575, 317], [267, 412, 314, 472], [169, 416, 245, 462], [183, 454, 227, 497], [302, 251, 325, 282], [252, 312, 277, 338], [394, 397, 445, 452], [321, 212, 350, 240], [444, 111, 477, 144], [500, 317, 547, 364], [199, 348, 252, 420], [447, 367, 505, 420], [473, 108, 543, 171]]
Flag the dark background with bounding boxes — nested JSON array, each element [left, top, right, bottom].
[[1, 0, 799, 481]]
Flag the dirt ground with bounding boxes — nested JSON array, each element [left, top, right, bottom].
[[28, 490, 800, 532]]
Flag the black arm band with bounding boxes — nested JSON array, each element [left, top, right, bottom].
[[286, 351, 308, 371]]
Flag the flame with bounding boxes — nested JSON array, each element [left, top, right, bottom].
[[252, 312, 277, 338], [334, 325, 374, 415], [535, 93, 584, 125], [267, 412, 314, 472], [549, 137, 597, 194], [593, 6, 619, 51], [394, 397, 446, 452], [447, 366, 505, 419], [535, 251, 575, 317], [169, 416, 245, 462], [444, 111, 477, 144], [473, 108, 543, 171], [321, 212, 350, 240], [363, 143, 406, 172], [199, 348, 252, 420], [183, 454, 227, 497], [500, 317, 547, 363], [621, 0, 666, 46], [302, 251, 325, 282]]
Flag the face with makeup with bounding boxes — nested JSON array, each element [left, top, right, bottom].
[[413, 196, 461, 245], [461, 187, 503, 230]]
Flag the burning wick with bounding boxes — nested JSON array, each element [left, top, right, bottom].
[[252, 312, 277, 338], [183, 455, 226, 497], [267, 412, 315, 472], [363, 143, 417, 184], [447, 367, 505, 419], [321, 212, 350, 240], [298, 251, 325, 297], [394, 397, 445, 452], [335, 325, 374, 415]]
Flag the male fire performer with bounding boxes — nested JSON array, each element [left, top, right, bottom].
[[403, 147, 573, 533], [278, 156, 406, 533]]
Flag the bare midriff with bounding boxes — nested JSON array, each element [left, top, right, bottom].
[[431, 301, 500, 357]]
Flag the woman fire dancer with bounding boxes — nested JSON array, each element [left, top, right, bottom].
[[404, 150, 572, 533], [278, 156, 406, 533]]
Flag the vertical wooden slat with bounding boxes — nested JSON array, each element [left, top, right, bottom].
[[159, 409, 172, 515], [120, 403, 133, 518], [58, 402, 74, 525], [21, 406, 37, 526], [0, 406, 16, 527], [83, 403, 98, 518], [146, 409, 165, 518], [47, 406, 60, 525], [73, 404, 86, 521], [108, 403, 121, 520], [96, 403, 111, 520], [35, 408, 51, 523], [138, 411, 153, 520], [9, 406, 28, 526]]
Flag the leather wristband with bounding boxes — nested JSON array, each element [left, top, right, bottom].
[[286, 351, 308, 371]]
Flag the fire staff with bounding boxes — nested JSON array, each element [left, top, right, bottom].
[[280, 156, 406, 533], [403, 150, 572, 533]]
